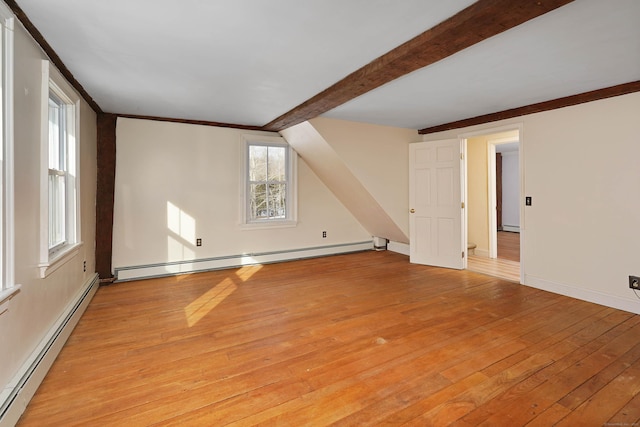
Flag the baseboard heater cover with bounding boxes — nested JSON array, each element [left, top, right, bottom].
[[114, 241, 374, 282], [0, 273, 99, 427]]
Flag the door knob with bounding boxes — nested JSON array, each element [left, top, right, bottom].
[[410, 209, 415, 213]]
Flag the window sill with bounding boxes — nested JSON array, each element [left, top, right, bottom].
[[0, 285, 21, 316], [39, 242, 83, 278], [240, 220, 297, 230]]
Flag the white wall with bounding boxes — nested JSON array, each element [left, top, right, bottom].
[[112, 118, 370, 275], [501, 150, 520, 229], [423, 92, 640, 314], [309, 117, 420, 239], [467, 136, 489, 255], [0, 22, 97, 399]]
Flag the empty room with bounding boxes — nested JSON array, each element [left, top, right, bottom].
[[1, 1, 640, 426]]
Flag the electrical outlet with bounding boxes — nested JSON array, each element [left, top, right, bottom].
[[196, 238, 202, 247], [630, 276, 640, 290], [322, 231, 327, 238]]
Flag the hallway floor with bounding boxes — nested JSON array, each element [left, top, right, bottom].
[[468, 231, 520, 282]]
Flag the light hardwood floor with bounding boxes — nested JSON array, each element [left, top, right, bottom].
[[467, 255, 520, 283], [18, 251, 640, 426], [497, 231, 520, 262], [468, 231, 520, 282]]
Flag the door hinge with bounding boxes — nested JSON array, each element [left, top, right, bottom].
[[460, 153, 464, 160], [462, 251, 465, 258], [461, 202, 465, 209]]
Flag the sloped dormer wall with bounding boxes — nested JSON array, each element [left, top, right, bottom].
[[281, 118, 420, 245]]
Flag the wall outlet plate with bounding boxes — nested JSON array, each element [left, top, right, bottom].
[[630, 276, 640, 290]]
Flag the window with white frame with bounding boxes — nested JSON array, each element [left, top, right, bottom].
[[0, 1, 16, 302], [39, 61, 81, 277], [48, 91, 68, 251], [242, 135, 296, 226]]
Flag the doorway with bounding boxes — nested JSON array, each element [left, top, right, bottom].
[[465, 128, 522, 282]]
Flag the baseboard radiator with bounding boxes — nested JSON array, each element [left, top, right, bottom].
[[0, 273, 99, 427], [114, 241, 374, 282]]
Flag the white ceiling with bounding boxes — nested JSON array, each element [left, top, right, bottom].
[[14, 0, 640, 130]]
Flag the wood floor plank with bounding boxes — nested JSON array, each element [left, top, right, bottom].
[[555, 356, 640, 427], [467, 231, 520, 281], [498, 230, 520, 262], [606, 391, 640, 426], [415, 352, 555, 425], [558, 331, 640, 411], [16, 251, 640, 426], [460, 315, 640, 426], [523, 403, 572, 427]]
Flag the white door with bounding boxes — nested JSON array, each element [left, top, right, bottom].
[[409, 139, 464, 269]]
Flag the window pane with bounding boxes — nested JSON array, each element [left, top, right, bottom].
[[48, 94, 66, 171], [249, 183, 267, 220], [48, 98, 61, 170], [48, 172, 66, 248], [268, 183, 286, 219], [267, 146, 286, 181], [245, 140, 292, 223], [249, 145, 267, 181]]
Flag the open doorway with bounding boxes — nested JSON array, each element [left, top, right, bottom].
[[465, 128, 522, 282], [488, 137, 520, 260]]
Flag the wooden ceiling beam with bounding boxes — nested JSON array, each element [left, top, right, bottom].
[[116, 114, 265, 132], [263, 0, 574, 132], [418, 81, 640, 134]]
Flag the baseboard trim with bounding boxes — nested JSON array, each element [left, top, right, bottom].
[[114, 241, 374, 282], [524, 275, 640, 315], [502, 225, 520, 233], [387, 241, 409, 256], [473, 249, 490, 258], [0, 273, 99, 427]]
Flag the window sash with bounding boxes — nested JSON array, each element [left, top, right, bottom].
[[247, 143, 290, 222], [48, 94, 65, 170], [47, 91, 69, 253], [48, 169, 66, 250]]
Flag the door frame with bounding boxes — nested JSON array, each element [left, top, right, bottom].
[[460, 123, 524, 284]]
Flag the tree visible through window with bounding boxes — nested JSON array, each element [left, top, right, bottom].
[[248, 144, 288, 221]]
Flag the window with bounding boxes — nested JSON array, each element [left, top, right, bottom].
[[39, 61, 81, 277], [48, 92, 67, 251], [0, 2, 15, 303], [242, 135, 296, 227]]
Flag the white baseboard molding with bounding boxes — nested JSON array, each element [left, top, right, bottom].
[[472, 249, 490, 258], [524, 275, 640, 315], [387, 241, 409, 256], [0, 273, 99, 427], [502, 225, 520, 233], [114, 241, 374, 282]]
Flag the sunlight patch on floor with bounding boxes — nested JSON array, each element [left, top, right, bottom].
[[184, 278, 237, 327], [236, 264, 263, 281]]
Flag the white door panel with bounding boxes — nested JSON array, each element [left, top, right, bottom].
[[409, 139, 463, 269]]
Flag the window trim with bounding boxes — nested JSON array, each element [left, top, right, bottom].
[[38, 61, 82, 278], [240, 135, 297, 229], [0, 1, 18, 307]]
